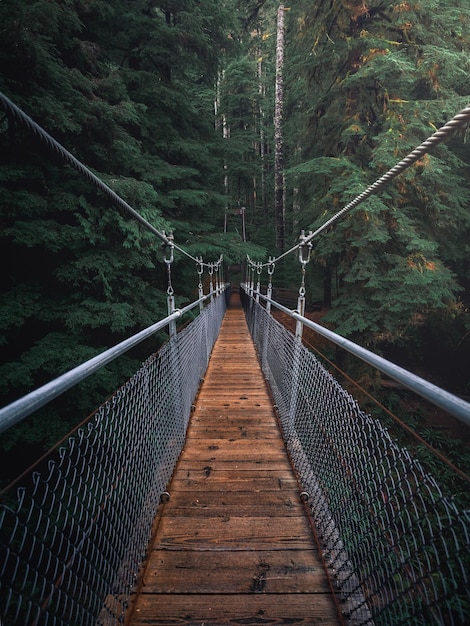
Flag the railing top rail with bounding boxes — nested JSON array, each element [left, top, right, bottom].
[[243, 287, 470, 624], [243, 285, 470, 427], [0, 289, 226, 435], [0, 91, 229, 434]]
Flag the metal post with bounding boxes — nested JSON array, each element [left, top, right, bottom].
[[295, 230, 312, 340], [255, 263, 262, 303], [164, 234, 177, 338], [215, 261, 220, 295], [247, 263, 253, 297], [262, 258, 276, 369], [209, 263, 214, 300], [266, 258, 275, 315], [248, 262, 255, 315], [197, 257, 204, 313], [289, 231, 312, 440]]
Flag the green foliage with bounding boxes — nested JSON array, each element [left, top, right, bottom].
[[186, 231, 267, 266], [280, 0, 470, 355], [0, 0, 241, 470], [1, 0, 469, 472]]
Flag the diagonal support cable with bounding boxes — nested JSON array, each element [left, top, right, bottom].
[[258, 102, 470, 266], [302, 102, 470, 246], [0, 91, 220, 266], [0, 93, 172, 245]]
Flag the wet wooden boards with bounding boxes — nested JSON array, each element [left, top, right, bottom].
[[126, 293, 341, 625]]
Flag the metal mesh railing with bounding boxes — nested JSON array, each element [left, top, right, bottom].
[[242, 290, 470, 626], [0, 291, 227, 626]]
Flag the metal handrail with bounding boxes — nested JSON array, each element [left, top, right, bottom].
[[242, 287, 469, 625], [0, 289, 229, 626], [0, 289, 226, 434], [242, 284, 470, 426]]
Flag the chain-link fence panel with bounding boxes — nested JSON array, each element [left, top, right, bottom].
[[0, 292, 227, 626], [243, 293, 470, 626]]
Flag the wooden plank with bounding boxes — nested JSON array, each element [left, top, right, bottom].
[[126, 293, 340, 626], [130, 594, 337, 625], [154, 516, 314, 550], [179, 442, 288, 461], [170, 474, 298, 492], [142, 550, 331, 593], [162, 494, 304, 518], [180, 438, 287, 451], [173, 466, 297, 480], [167, 490, 302, 510], [186, 427, 281, 439], [189, 414, 278, 427]]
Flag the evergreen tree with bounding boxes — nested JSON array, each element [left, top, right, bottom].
[[274, 4, 287, 250], [0, 0, 251, 471], [283, 0, 470, 366], [219, 56, 262, 211], [218, 0, 279, 249]]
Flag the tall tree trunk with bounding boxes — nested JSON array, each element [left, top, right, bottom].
[[274, 4, 286, 250], [257, 43, 267, 216], [216, 70, 231, 219]]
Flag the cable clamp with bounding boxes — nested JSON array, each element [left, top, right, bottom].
[[163, 231, 174, 265], [298, 230, 313, 265], [196, 256, 204, 276]]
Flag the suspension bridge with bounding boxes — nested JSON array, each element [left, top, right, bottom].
[[124, 291, 341, 625], [1, 93, 470, 626]]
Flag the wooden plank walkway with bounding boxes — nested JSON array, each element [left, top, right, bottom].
[[126, 292, 341, 625]]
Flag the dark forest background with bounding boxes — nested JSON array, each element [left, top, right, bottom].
[[1, 0, 469, 481]]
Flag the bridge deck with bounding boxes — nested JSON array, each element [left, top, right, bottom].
[[126, 293, 341, 625]]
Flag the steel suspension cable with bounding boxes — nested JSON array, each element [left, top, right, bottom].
[[302, 101, 470, 247], [0, 91, 216, 266], [256, 102, 470, 267]]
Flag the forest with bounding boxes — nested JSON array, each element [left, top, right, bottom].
[[1, 0, 469, 481]]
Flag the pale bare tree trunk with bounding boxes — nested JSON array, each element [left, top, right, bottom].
[[292, 146, 301, 233], [216, 71, 231, 219], [274, 4, 286, 250], [257, 45, 267, 216]]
